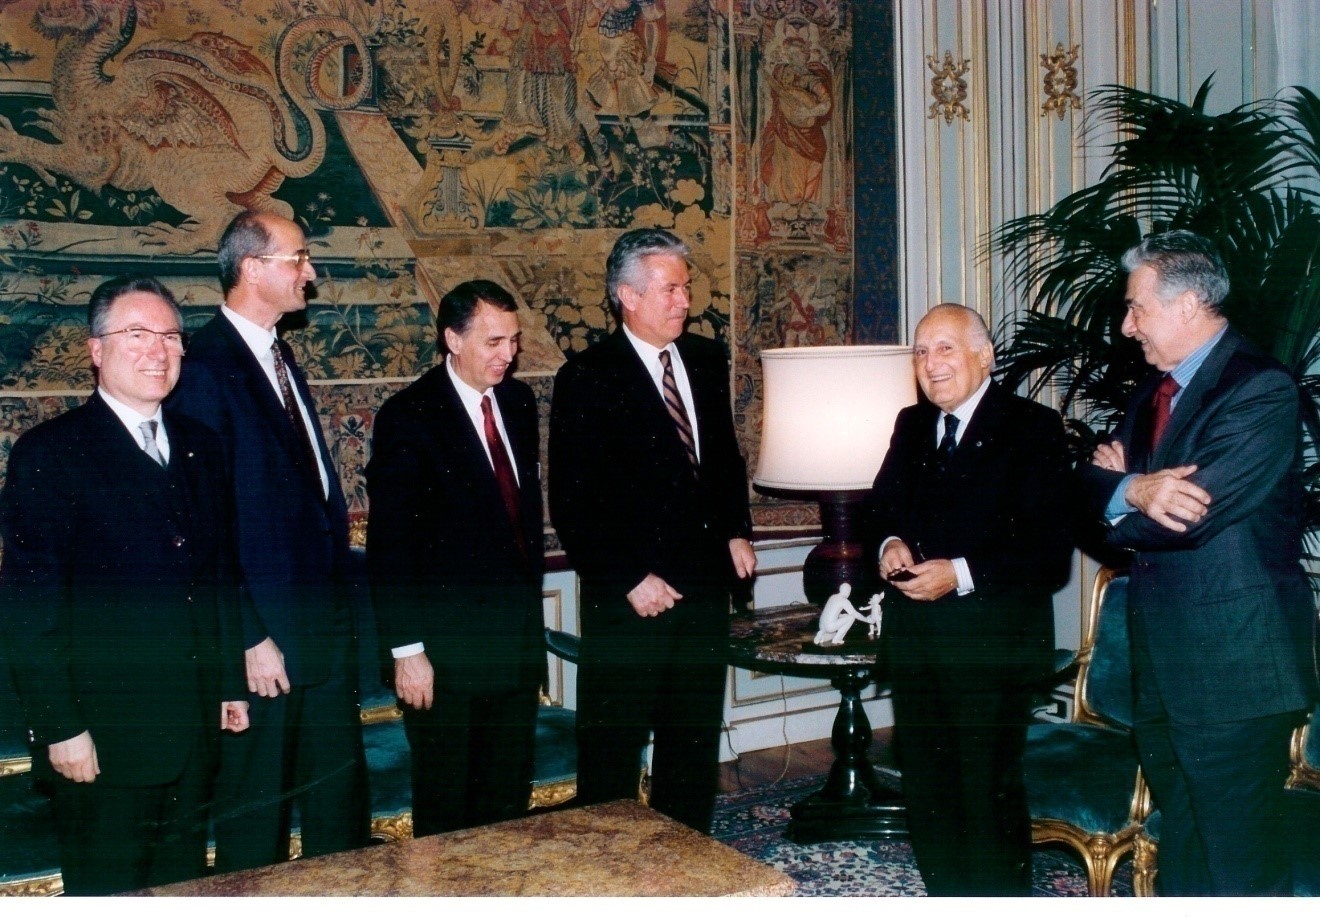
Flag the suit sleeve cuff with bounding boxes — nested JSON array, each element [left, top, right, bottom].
[[952, 557, 974, 596]]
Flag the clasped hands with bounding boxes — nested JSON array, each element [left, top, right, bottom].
[[1092, 442, 1210, 532], [626, 538, 758, 618]]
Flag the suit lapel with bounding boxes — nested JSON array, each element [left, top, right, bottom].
[[941, 383, 1006, 476], [214, 316, 333, 502], [214, 317, 310, 472], [1151, 329, 1239, 466]]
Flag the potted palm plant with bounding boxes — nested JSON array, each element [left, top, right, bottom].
[[987, 78, 1320, 564]]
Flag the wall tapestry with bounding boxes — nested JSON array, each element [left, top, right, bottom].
[[0, 0, 869, 541]]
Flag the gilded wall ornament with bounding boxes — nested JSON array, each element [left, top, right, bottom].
[[926, 51, 971, 124], [1041, 43, 1082, 120]]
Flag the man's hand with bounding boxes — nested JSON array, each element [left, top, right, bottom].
[[1126, 465, 1210, 532], [889, 559, 958, 602], [879, 539, 916, 580], [221, 701, 250, 733], [1091, 441, 1127, 473], [394, 652, 435, 711], [729, 538, 757, 579], [627, 573, 683, 618], [49, 730, 99, 783], [245, 637, 291, 698]]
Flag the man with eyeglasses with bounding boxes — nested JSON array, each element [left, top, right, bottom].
[[169, 211, 369, 871], [0, 275, 249, 894]]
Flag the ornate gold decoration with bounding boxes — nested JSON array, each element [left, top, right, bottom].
[[530, 778, 578, 810], [1041, 43, 1082, 120], [0, 874, 62, 897], [360, 703, 403, 725], [926, 51, 971, 124], [371, 812, 415, 842], [0, 755, 32, 778]]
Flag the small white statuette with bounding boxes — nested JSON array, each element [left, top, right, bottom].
[[857, 592, 885, 640], [812, 583, 865, 646]]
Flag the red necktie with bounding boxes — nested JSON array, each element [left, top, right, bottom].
[[1150, 375, 1181, 449], [481, 395, 527, 561]]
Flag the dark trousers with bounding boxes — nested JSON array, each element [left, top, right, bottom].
[[212, 662, 368, 872], [1133, 643, 1299, 895], [401, 685, 539, 837], [888, 638, 1035, 896], [50, 740, 209, 896], [575, 591, 728, 834]]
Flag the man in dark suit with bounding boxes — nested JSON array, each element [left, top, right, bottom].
[[1078, 231, 1316, 895], [366, 280, 546, 836], [549, 228, 757, 834], [168, 211, 369, 871], [866, 303, 1072, 895], [0, 276, 249, 895]]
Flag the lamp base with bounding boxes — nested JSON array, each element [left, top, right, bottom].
[[802, 491, 878, 608]]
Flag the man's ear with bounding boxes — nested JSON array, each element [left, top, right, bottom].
[[443, 326, 462, 356], [616, 284, 637, 316], [88, 336, 104, 370]]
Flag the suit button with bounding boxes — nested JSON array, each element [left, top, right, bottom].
[[172, 535, 186, 547]]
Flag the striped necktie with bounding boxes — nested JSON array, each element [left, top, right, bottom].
[[659, 349, 699, 472]]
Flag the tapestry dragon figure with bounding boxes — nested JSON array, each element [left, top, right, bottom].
[[0, 0, 371, 253]]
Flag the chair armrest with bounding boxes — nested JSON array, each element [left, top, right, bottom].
[[544, 628, 580, 663]]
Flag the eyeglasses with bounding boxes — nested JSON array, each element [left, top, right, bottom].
[[96, 326, 187, 353], [252, 249, 313, 269]]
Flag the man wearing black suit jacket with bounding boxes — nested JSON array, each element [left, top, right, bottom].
[[549, 228, 757, 833], [169, 211, 369, 871], [366, 280, 546, 836], [1079, 231, 1316, 895], [0, 276, 249, 895], [866, 304, 1072, 895]]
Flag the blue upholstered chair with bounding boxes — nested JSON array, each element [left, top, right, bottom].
[[1023, 567, 1150, 896], [531, 628, 583, 809], [1132, 700, 1320, 897]]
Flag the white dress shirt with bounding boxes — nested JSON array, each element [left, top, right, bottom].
[[99, 387, 171, 465], [621, 323, 702, 461]]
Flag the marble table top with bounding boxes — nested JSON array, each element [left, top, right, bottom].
[[729, 603, 884, 670], [135, 800, 795, 897]]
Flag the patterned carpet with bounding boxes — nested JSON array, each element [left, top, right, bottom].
[[711, 774, 1135, 897]]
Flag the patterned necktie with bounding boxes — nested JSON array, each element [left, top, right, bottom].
[[658, 349, 699, 472], [1150, 375, 1181, 449], [270, 340, 321, 476], [139, 419, 165, 467], [937, 414, 959, 469], [481, 395, 528, 562]]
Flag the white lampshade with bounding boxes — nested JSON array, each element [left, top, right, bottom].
[[754, 345, 918, 491]]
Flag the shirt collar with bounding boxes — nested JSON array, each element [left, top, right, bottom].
[[1168, 323, 1229, 390], [622, 322, 675, 364], [221, 304, 278, 356], [445, 355, 493, 413], [946, 375, 992, 430], [97, 387, 164, 430]]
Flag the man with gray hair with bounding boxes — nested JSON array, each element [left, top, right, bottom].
[[1079, 229, 1316, 894], [549, 227, 756, 833]]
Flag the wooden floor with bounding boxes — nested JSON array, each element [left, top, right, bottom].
[[717, 726, 895, 794]]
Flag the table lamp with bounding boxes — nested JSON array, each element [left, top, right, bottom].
[[754, 345, 917, 607]]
